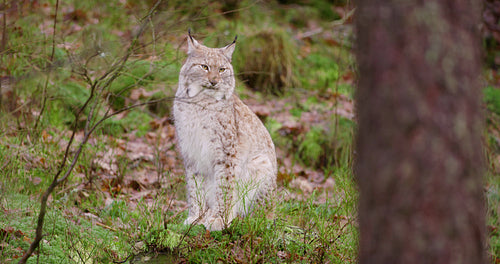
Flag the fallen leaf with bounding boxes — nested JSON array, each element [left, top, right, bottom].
[[31, 177, 42, 185], [129, 87, 157, 100], [289, 177, 313, 194]]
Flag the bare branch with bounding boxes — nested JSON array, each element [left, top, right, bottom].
[[32, 0, 60, 134]]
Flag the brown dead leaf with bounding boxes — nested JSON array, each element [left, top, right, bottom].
[[322, 177, 336, 191], [248, 104, 271, 119], [231, 244, 246, 264], [149, 117, 169, 129], [129, 190, 153, 201], [82, 212, 101, 222], [57, 42, 81, 52], [165, 124, 176, 138], [289, 177, 313, 194], [31, 177, 42, 186], [93, 149, 120, 176], [129, 88, 157, 100], [279, 120, 304, 136], [41, 130, 52, 143], [64, 9, 87, 22], [277, 251, 290, 260], [128, 179, 142, 191]]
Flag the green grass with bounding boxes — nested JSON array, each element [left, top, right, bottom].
[[486, 123, 500, 261], [3, 1, 358, 262], [484, 86, 500, 116], [1, 0, 498, 263], [139, 180, 358, 263], [0, 121, 359, 263], [0, 193, 131, 263], [486, 174, 500, 261]]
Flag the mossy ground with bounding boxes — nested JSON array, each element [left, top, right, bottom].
[[0, 0, 498, 263]]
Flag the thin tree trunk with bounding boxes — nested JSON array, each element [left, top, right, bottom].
[[1, 0, 7, 111], [354, 1, 487, 263]]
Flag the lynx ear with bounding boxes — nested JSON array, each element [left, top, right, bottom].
[[187, 29, 201, 54], [222, 35, 237, 61]]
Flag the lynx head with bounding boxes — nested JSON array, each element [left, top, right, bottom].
[[177, 31, 237, 101]]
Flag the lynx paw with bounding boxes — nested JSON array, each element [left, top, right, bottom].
[[203, 217, 226, 231]]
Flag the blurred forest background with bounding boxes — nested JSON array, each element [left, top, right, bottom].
[[0, 0, 498, 263]]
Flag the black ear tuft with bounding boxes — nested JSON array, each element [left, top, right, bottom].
[[188, 28, 194, 42]]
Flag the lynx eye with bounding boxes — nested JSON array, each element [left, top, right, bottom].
[[200, 64, 209, 71], [219, 67, 226, 73]]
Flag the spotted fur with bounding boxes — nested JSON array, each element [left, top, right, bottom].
[[173, 32, 277, 231]]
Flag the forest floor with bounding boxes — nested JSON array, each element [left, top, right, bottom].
[[0, 1, 498, 263]]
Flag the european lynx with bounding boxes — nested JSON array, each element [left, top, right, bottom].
[[173, 31, 277, 231]]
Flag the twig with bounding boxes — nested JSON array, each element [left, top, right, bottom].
[[33, 0, 60, 134], [175, 210, 207, 250], [1, 0, 6, 52], [96, 222, 118, 232], [329, 7, 356, 27], [165, 206, 188, 224], [0, 0, 6, 110], [112, 254, 134, 264]]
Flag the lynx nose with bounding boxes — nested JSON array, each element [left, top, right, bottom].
[[209, 79, 218, 86]]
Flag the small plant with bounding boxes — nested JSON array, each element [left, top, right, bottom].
[[234, 28, 298, 95], [300, 52, 340, 94], [484, 86, 500, 116], [297, 116, 355, 170]]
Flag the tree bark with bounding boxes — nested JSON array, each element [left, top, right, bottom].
[[354, 1, 487, 263]]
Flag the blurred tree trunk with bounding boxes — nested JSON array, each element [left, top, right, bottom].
[[354, 1, 487, 263]]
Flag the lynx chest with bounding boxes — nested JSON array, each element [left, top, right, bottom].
[[173, 100, 236, 177]]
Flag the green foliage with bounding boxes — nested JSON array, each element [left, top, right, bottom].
[[108, 61, 154, 109], [147, 229, 183, 250], [58, 82, 90, 111], [265, 117, 294, 153], [100, 110, 153, 137], [484, 86, 500, 116], [471, 81, 500, 262], [301, 52, 340, 92], [299, 126, 325, 166], [486, 168, 500, 261], [168, 198, 358, 263], [234, 28, 298, 95], [311, 0, 342, 20], [4, 0, 497, 263], [0, 193, 131, 263], [0, 0, 363, 263], [298, 117, 355, 169]]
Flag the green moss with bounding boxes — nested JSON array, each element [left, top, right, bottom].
[[0, 1, 363, 263], [486, 170, 500, 261], [57, 82, 90, 110], [265, 117, 294, 153], [300, 52, 340, 92], [100, 110, 153, 137], [311, 0, 341, 20], [0, 193, 131, 264]]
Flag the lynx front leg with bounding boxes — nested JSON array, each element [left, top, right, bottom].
[[184, 171, 207, 226], [203, 161, 236, 231]]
